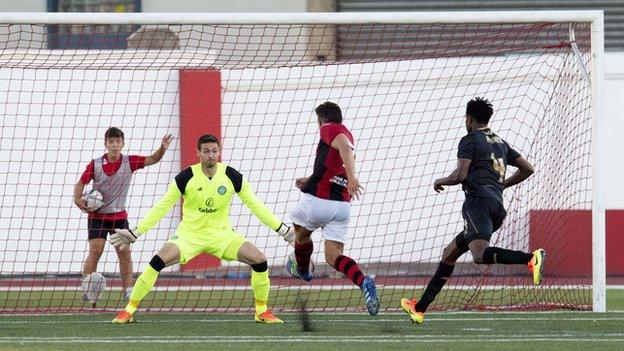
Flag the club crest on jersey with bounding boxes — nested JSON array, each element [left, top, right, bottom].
[[217, 185, 227, 195]]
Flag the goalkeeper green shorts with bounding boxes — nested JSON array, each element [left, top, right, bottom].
[[166, 229, 246, 264]]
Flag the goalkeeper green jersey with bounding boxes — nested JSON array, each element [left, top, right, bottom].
[[136, 162, 281, 235]]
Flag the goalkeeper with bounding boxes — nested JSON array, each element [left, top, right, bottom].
[[111, 134, 293, 324]]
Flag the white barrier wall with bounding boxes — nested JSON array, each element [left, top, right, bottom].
[[142, 0, 309, 13], [0, 0, 311, 13], [0, 69, 181, 274], [603, 52, 624, 209], [0, 0, 45, 12], [0, 49, 601, 273], [219, 54, 589, 269]]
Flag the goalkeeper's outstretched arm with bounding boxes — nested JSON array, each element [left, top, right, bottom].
[[110, 181, 181, 248], [237, 179, 294, 245], [136, 181, 182, 233]]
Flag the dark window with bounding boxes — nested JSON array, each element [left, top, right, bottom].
[[47, 0, 141, 49]]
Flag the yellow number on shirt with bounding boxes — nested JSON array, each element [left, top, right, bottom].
[[491, 153, 505, 182]]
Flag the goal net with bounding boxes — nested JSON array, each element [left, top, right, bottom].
[[0, 12, 604, 313]]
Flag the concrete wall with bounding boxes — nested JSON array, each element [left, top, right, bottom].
[[0, 51, 600, 273], [0, 0, 46, 12], [0, 2, 619, 275], [142, 0, 309, 12], [603, 52, 624, 209], [0, 69, 182, 274], [0, 0, 318, 13]]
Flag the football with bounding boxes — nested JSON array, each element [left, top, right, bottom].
[[82, 189, 104, 211], [81, 272, 107, 304]]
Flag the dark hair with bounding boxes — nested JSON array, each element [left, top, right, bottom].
[[197, 134, 220, 149], [105, 127, 124, 140], [315, 101, 343, 123], [466, 97, 494, 124]]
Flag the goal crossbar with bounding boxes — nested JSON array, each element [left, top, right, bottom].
[[0, 11, 604, 25]]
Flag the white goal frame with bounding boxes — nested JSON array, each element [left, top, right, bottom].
[[0, 10, 605, 312]]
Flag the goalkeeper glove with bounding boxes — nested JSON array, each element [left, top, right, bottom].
[[110, 227, 143, 249], [276, 223, 295, 246]]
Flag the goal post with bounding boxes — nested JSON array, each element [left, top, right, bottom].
[[0, 11, 605, 313], [589, 13, 606, 313]]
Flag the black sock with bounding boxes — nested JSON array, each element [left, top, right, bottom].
[[149, 255, 165, 272], [415, 262, 454, 313], [250, 261, 268, 272], [482, 247, 533, 264]]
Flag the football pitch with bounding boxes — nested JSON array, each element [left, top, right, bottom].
[[1, 289, 623, 351]]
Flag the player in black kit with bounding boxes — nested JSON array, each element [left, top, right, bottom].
[[400, 97, 546, 324]]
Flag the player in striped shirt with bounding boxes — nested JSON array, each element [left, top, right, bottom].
[[288, 102, 380, 316], [110, 134, 293, 324]]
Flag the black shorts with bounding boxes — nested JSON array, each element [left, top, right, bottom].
[[461, 197, 507, 243], [87, 218, 129, 240]]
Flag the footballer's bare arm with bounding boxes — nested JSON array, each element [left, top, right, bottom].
[[331, 133, 363, 200], [295, 177, 310, 189], [504, 156, 534, 188], [433, 158, 471, 193], [145, 134, 174, 166]]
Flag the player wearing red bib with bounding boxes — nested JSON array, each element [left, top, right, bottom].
[[73, 127, 172, 301]]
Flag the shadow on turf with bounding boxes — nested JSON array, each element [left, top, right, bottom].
[[296, 293, 314, 332]]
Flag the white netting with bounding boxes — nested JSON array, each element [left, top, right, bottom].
[[0, 18, 593, 312]]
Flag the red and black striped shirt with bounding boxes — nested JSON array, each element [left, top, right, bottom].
[[301, 123, 354, 202]]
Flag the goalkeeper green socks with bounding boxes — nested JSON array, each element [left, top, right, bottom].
[[251, 262, 270, 315], [125, 261, 161, 314]]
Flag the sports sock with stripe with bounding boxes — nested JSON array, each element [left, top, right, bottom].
[[334, 254, 365, 287], [294, 240, 314, 273]]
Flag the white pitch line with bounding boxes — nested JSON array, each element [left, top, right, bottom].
[[3, 310, 624, 318], [0, 284, 601, 292], [3, 333, 624, 340], [2, 316, 624, 324], [462, 328, 493, 331], [7, 310, 624, 317], [1, 336, 624, 344], [0, 285, 361, 292]]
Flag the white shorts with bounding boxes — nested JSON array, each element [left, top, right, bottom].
[[289, 192, 350, 244]]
